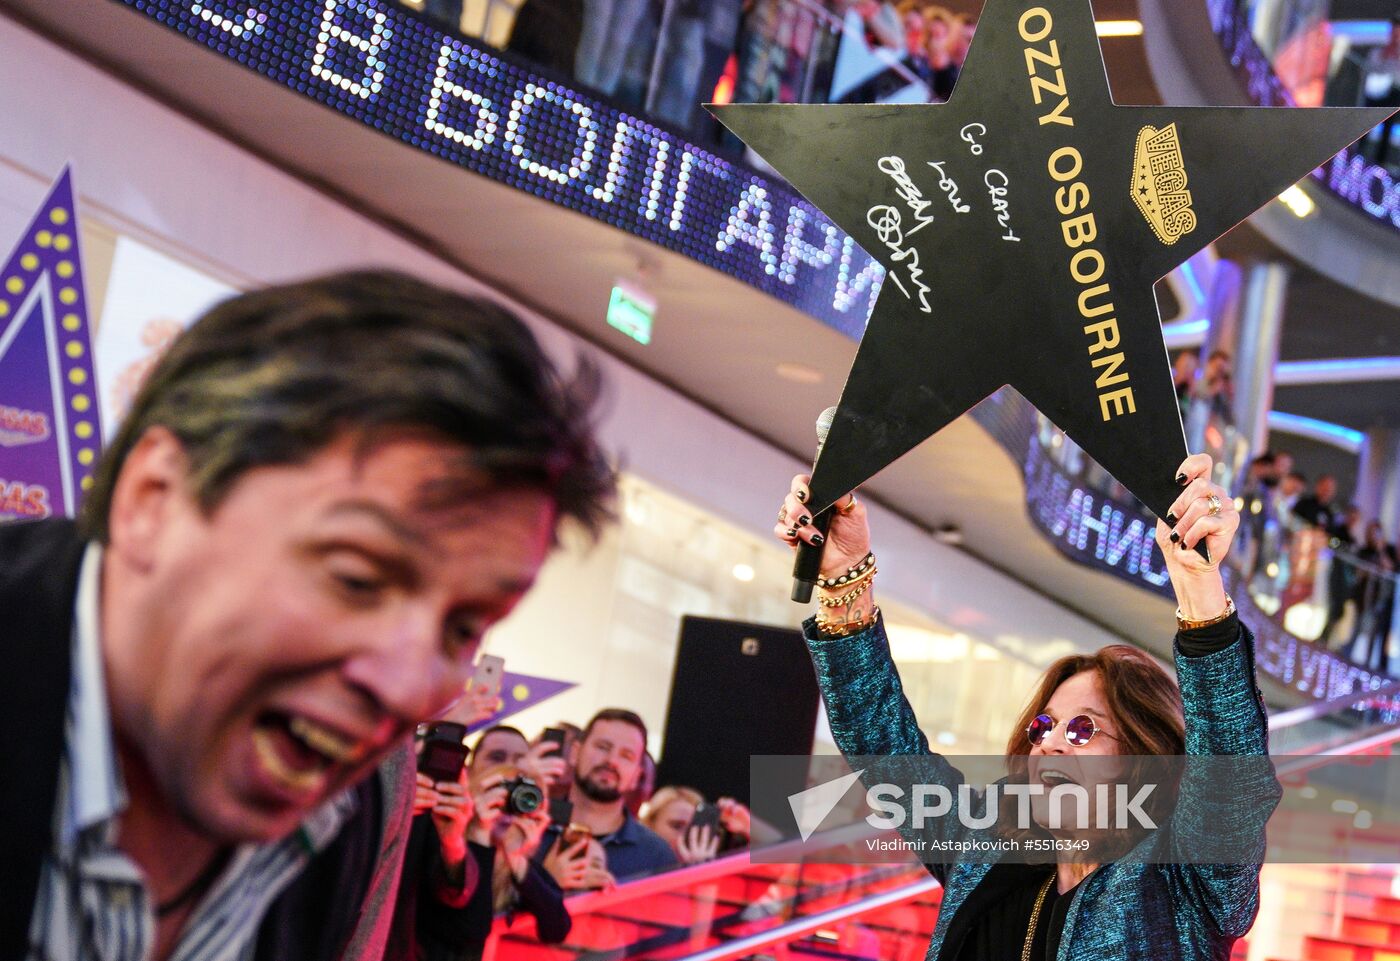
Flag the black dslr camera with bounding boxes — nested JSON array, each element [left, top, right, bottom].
[[502, 775, 545, 816]]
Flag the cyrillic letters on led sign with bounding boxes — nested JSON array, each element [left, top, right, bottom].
[[122, 0, 885, 335]]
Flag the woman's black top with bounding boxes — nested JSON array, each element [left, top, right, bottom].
[[954, 864, 1068, 961]]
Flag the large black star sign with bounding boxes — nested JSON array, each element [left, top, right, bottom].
[[712, 0, 1393, 527]]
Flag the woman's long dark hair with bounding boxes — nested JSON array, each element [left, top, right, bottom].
[[998, 645, 1186, 859]]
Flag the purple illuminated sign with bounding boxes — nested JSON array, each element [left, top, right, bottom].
[[1322, 151, 1400, 228], [470, 670, 576, 730], [1023, 439, 1174, 594], [117, 0, 885, 337], [0, 168, 103, 522]]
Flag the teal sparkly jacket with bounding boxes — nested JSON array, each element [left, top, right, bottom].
[[805, 615, 1281, 961]]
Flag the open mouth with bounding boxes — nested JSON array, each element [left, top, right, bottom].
[[251, 712, 367, 794], [1037, 769, 1081, 789]]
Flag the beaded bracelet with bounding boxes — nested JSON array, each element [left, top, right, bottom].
[[815, 551, 876, 590], [826, 562, 876, 593]]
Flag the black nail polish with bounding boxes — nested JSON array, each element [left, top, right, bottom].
[[811, 533, 825, 546], [1176, 473, 1188, 487], [786, 527, 797, 538], [796, 490, 808, 503], [798, 515, 811, 527], [1166, 512, 1179, 527], [1170, 531, 1180, 544]]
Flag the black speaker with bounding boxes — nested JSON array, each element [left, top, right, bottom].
[[655, 617, 820, 806]]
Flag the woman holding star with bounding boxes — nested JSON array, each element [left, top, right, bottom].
[[775, 452, 1279, 960]]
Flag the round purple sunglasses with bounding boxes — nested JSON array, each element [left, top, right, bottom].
[[1026, 712, 1118, 748]]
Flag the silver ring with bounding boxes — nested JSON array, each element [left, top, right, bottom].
[[1206, 493, 1222, 517]]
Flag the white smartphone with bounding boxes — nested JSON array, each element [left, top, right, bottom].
[[472, 653, 505, 701]]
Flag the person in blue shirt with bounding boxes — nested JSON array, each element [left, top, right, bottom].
[[535, 709, 677, 888]]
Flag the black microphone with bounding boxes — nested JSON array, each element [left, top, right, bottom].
[[791, 407, 838, 603]]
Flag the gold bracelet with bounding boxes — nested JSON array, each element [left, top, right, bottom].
[[818, 577, 873, 608], [816, 606, 880, 638], [816, 552, 876, 590], [1175, 593, 1235, 631]]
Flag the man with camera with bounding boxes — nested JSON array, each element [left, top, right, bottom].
[[536, 709, 676, 890], [409, 725, 570, 960], [2, 272, 614, 961]]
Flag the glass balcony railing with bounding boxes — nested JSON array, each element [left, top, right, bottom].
[[483, 828, 938, 960], [970, 387, 1400, 718]]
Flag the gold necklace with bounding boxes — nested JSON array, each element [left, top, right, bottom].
[[1021, 873, 1056, 961]]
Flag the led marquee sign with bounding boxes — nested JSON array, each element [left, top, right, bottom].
[[121, 0, 885, 335], [1023, 439, 1174, 595]]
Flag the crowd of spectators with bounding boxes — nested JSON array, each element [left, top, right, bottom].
[[1172, 348, 1234, 424], [1100, 347, 1395, 677], [408, 1, 1400, 171], [845, 1, 973, 101], [1326, 16, 1400, 172], [404, 0, 975, 144], [402, 698, 757, 958], [411, 0, 747, 131], [1238, 451, 1398, 672]]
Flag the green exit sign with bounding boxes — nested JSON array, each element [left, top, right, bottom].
[[607, 283, 655, 345]]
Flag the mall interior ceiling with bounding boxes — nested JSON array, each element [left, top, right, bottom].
[[7, 0, 1397, 648]]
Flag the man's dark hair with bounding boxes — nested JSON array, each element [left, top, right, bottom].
[[472, 725, 527, 750], [1287, 470, 1307, 484], [581, 708, 647, 749], [82, 270, 614, 541]]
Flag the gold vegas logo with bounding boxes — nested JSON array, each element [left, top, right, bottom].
[[1132, 124, 1198, 245]]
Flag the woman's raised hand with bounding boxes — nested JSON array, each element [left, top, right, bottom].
[[774, 474, 870, 579], [1156, 453, 1238, 620]]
